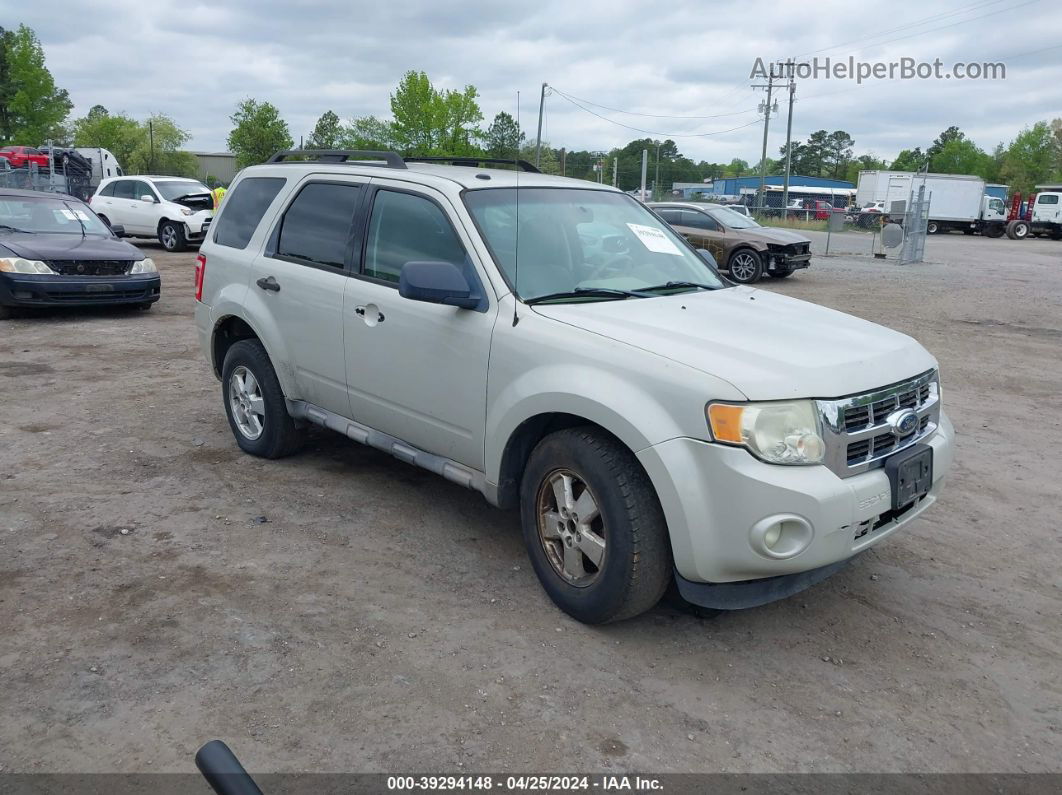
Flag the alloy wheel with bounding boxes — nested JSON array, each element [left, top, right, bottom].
[[228, 366, 265, 440], [536, 469, 606, 587], [730, 252, 759, 282], [161, 225, 177, 250]]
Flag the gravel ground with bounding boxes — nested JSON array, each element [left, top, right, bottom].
[[1, 232, 1060, 775]]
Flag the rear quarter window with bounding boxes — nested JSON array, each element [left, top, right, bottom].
[[214, 177, 287, 250]]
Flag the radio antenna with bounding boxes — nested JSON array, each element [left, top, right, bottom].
[[512, 89, 521, 326]]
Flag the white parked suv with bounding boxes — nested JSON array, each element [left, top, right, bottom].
[[194, 150, 954, 623], [91, 175, 213, 251]]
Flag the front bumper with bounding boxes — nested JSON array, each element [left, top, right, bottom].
[[637, 411, 954, 587], [185, 214, 213, 241], [768, 252, 811, 272], [0, 272, 161, 308]]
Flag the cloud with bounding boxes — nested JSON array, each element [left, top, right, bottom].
[[15, 0, 1062, 164]]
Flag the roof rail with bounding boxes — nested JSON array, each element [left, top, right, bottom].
[[267, 150, 407, 169], [404, 156, 541, 173]]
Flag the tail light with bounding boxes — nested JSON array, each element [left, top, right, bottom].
[[194, 253, 206, 302]]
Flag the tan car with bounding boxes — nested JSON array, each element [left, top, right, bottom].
[[649, 202, 812, 284]]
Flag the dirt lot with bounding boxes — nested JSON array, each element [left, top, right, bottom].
[[1, 231, 1060, 775]]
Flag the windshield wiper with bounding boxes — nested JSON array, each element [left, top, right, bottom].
[[525, 287, 650, 305], [638, 280, 721, 293], [0, 223, 32, 233]]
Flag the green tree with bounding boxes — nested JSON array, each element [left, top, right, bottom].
[[484, 111, 524, 159], [890, 147, 928, 171], [340, 115, 394, 150], [930, 138, 993, 178], [127, 113, 196, 176], [227, 99, 293, 169], [388, 70, 484, 155], [926, 126, 965, 164], [307, 110, 342, 149], [0, 24, 72, 144], [723, 158, 750, 177], [999, 122, 1058, 194], [71, 106, 143, 168]]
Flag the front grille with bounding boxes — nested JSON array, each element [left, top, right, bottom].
[[47, 260, 133, 276], [819, 370, 940, 477]]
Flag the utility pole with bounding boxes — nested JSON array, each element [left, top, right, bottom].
[[534, 83, 547, 169], [148, 121, 155, 173], [654, 142, 661, 201], [782, 61, 797, 211], [559, 148, 566, 176], [640, 149, 648, 201], [752, 68, 776, 214], [612, 157, 618, 187]]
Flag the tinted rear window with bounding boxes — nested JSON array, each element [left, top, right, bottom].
[[276, 182, 361, 268], [214, 177, 286, 250]]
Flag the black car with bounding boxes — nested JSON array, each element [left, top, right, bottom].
[[0, 188, 160, 318]]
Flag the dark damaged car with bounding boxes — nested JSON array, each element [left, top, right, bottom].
[[0, 189, 160, 318], [649, 201, 813, 284]]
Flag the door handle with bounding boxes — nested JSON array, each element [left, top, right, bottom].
[[256, 276, 280, 292]]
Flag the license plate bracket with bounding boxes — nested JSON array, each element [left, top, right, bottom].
[[885, 443, 933, 510]]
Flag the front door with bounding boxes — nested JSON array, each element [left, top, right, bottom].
[[122, 179, 159, 236], [342, 182, 495, 469], [250, 178, 366, 416], [674, 208, 727, 264]]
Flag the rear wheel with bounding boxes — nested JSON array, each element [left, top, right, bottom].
[[927, 221, 939, 234], [985, 224, 1005, 239], [159, 220, 187, 252], [221, 340, 303, 459], [727, 249, 763, 284], [1006, 220, 1030, 240], [520, 427, 671, 624]]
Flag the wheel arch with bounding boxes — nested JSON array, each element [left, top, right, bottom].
[[727, 244, 763, 265]]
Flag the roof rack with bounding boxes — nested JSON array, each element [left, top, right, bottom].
[[267, 150, 407, 169], [404, 156, 541, 173]]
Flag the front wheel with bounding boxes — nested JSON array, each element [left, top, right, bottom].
[[1006, 220, 1030, 240], [985, 224, 1005, 238], [159, 220, 187, 252], [520, 427, 672, 624], [728, 250, 763, 284], [221, 339, 303, 459]]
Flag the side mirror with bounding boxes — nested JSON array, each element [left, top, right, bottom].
[[697, 248, 718, 267], [140, 194, 156, 203], [399, 261, 480, 310], [109, 224, 126, 237]]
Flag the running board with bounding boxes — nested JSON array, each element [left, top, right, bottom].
[[286, 400, 488, 495]]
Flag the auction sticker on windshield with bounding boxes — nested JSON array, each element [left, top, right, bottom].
[[626, 223, 683, 255]]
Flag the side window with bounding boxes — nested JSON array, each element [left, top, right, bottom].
[[686, 211, 720, 231], [112, 180, 135, 200], [1037, 194, 1059, 205], [656, 209, 682, 225], [130, 180, 154, 201], [363, 190, 468, 284], [213, 177, 286, 250], [97, 182, 115, 197], [275, 182, 361, 269]]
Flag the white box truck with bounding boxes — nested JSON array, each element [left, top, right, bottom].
[[856, 171, 1008, 235]]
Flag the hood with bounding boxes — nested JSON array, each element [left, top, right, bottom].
[[531, 287, 936, 400], [172, 193, 213, 213], [732, 226, 811, 245], [0, 233, 144, 261]]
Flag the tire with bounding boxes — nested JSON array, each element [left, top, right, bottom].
[[221, 339, 303, 459], [962, 229, 974, 235], [0, 304, 12, 320], [727, 249, 763, 284], [985, 224, 1005, 239], [520, 427, 671, 624], [927, 221, 939, 234], [1006, 220, 1030, 240], [159, 220, 187, 252], [1051, 229, 1062, 241]]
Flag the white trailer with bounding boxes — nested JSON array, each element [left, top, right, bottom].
[[856, 171, 1008, 235]]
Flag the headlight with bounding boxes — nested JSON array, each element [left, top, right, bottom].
[[180, 207, 194, 216], [129, 258, 157, 274], [707, 399, 825, 465], [0, 257, 57, 274]]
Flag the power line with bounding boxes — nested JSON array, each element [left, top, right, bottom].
[[548, 87, 757, 120], [551, 91, 764, 139]]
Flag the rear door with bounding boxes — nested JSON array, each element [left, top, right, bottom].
[[680, 209, 727, 264], [103, 179, 136, 229], [251, 177, 366, 416], [341, 182, 495, 468]]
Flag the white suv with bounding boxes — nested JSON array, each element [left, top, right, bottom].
[[195, 151, 954, 624], [91, 175, 213, 251]]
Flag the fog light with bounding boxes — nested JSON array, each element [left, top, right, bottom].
[[750, 514, 814, 559]]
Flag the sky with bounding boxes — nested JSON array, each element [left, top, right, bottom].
[[16, 0, 1062, 165]]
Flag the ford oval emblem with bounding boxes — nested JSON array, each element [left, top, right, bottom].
[[888, 409, 919, 436]]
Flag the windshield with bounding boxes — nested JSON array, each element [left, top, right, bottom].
[[709, 207, 761, 229], [0, 196, 110, 235], [155, 181, 209, 201], [464, 188, 725, 301]]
